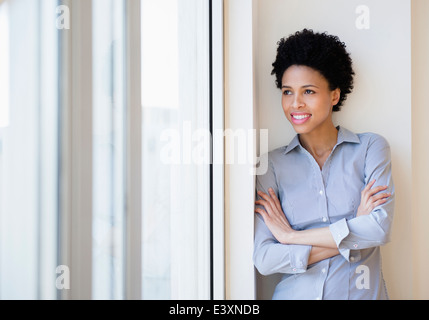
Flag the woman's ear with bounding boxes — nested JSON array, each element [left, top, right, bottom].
[[332, 88, 341, 106]]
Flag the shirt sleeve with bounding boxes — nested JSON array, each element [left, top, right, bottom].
[[329, 134, 395, 261], [253, 153, 312, 275]]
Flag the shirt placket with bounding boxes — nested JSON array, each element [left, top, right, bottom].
[[302, 146, 332, 225], [302, 144, 338, 300], [314, 260, 330, 300], [320, 156, 332, 224]]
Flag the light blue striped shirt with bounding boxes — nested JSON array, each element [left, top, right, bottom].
[[253, 126, 395, 300]]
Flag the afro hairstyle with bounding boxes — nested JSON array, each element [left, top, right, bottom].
[[271, 29, 355, 111]]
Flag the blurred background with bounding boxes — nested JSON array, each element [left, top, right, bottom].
[[0, 0, 213, 300]]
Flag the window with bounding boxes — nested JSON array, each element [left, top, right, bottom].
[[92, 0, 127, 300], [0, 0, 219, 300], [141, 0, 211, 299], [0, 0, 59, 299], [0, 1, 9, 129]]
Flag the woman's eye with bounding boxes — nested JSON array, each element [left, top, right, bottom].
[[283, 90, 292, 95], [304, 89, 315, 94]]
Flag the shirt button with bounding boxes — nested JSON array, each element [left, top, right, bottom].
[[319, 190, 324, 196], [292, 268, 297, 272], [315, 297, 321, 300], [350, 256, 355, 262], [321, 268, 326, 274], [322, 217, 327, 222]]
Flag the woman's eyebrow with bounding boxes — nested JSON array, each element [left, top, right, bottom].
[[281, 84, 319, 89]]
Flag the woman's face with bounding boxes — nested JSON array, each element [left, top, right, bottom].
[[281, 65, 340, 135]]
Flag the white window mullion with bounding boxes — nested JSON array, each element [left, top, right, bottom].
[[211, 0, 225, 301], [224, 0, 257, 300], [38, 0, 59, 300]]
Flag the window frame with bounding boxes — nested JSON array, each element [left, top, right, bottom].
[[0, 0, 60, 300], [58, 0, 224, 300], [58, 0, 93, 300], [210, 0, 225, 300]]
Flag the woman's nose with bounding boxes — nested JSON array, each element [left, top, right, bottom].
[[291, 94, 305, 108]]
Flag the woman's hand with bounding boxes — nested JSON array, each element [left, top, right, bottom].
[[356, 180, 391, 217], [255, 188, 294, 244]]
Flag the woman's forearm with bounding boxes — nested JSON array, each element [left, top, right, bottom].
[[308, 246, 340, 265], [282, 227, 338, 249]]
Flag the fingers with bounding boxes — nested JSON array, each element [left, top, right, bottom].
[[268, 188, 283, 212], [362, 180, 389, 199], [370, 192, 391, 202], [254, 206, 268, 219], [256, 188, 281, 213], [256, 191, 275, 215], [255, 188, 284, 219], [365, 196, 389, 213], [364, 179, 376, 191], [367, 185, 389, 196], [359, 180, 391, 215], [371, 197, 389, 208]]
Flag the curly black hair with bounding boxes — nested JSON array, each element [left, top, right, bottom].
[[272, 29, 355, 111]]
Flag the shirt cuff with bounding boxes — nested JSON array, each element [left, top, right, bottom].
[[329, 218, 351, 261], [288, 244, 312, 273]]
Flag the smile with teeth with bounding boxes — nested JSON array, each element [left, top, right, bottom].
[[292, 114, 311, 120], [290, 113, 312, 124]]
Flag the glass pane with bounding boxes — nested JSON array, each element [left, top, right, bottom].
[[92, 0, 126, 300], [141, 0, 211, 299], [0, 0, 59, 299]]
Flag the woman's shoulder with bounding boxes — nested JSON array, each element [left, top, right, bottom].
[[257, 145, 290, 169], [356, 131, 391, 149]]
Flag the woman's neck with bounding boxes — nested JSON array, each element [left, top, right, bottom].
[[298, 125, 339, 168]]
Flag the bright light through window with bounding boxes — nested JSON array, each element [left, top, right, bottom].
[[92, 0, 126, 300], [0, 0, 59, 299], [141, 0, 179, 110], [0, 2, 9, 128], [141, 0, 211, 300]]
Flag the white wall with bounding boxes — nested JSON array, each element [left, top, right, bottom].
[[253, 0, 413, 299], [224, 0, 429, 300]]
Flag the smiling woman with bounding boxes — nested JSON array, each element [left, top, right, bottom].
[[272, 29, 354, 113], [280, 65, 341, 168], [253, 29, 395, 300]]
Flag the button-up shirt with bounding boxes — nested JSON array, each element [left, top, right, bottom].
[[253, 126, 395, 300]]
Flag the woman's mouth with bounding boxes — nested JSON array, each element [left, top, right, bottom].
[[291, 113, 312, 124]]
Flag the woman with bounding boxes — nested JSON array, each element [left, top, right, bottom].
[[253, 29, 395, 300]]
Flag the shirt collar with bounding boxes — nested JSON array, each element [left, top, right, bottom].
[[283, 126, 361, 155]]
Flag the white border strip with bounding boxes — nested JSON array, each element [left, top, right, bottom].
[[212, 0, 225, 300]]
